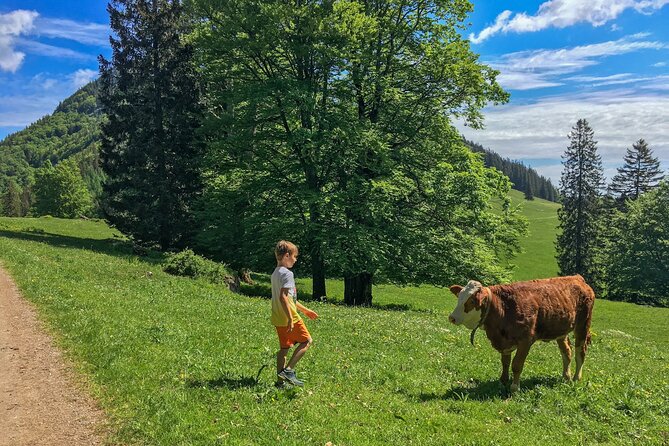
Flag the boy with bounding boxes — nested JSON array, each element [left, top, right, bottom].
[[271, 240, 318, 387]]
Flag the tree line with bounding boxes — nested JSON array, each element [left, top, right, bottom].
[[557, 119, 667, 306], [465, 138, 558, 202]]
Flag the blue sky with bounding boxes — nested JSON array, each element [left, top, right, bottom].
[[1, 0, 668, 184]]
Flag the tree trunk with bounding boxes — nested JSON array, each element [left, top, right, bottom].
[[312, 254, 327, 300], [344, 272, 373, 306]]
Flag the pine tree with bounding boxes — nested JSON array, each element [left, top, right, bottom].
[[556, 119, 605, 289], [1, 181, 22, 217], [98, 0, 203, 249], [524, 172, 534, 200], [609, 139, 664, 204]]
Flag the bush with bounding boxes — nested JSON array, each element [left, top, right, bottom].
[[163, 249, 230, 284]]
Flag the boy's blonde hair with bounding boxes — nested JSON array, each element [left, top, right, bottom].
[[275, 240, 299, 261]]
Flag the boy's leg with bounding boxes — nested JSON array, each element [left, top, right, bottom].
[[286, 338, 312, 370], [277, 348, 289, 375]]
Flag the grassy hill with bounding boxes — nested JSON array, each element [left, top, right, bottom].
[[507, 189, 560, 281], [0, 216, 667, 445]]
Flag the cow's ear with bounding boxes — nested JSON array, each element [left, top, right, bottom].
[[449, 285, 463, 296]]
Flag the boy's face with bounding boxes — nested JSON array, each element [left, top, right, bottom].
[[281, 252, 298, 268]]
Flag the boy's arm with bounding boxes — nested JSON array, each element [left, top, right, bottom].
[[280, 288, 294, 331], [296, 301, 319, 320]]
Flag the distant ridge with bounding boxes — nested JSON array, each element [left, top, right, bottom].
[[464, 138, 559, 202]]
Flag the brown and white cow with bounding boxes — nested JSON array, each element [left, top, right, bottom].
[[448, 275, 595, 391]]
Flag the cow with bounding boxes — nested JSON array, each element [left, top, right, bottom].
[[448, 275, 595, 392]]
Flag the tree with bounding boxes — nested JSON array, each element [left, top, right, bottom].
[[1, 181, 22, 217], [524, 173, 534, 200], [556, 119, 605, 290], [609, 139, 663, 205], [606, 181, 669, 306], [99, 0, 203, 249], [191, 0, 521, 304], [32, 160, 93, 218]]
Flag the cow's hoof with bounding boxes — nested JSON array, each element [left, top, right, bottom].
[[510, 383, 519, 392], [562, 374, 572, 382]]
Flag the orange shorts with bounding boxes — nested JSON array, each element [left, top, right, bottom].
[[275, 320, 312, 349]]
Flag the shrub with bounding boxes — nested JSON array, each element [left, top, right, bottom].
[[163, 249, 230, 284]]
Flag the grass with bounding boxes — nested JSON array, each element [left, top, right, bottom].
[[0, 216, 668, 445]]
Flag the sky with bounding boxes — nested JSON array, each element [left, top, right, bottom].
[[1, 0, 668, 184]]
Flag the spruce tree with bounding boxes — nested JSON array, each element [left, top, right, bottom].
[[556, 119, 605, 289], [2, 181, 22, 217], [609, 139, 664, 204], [98, 0, 203, 249]]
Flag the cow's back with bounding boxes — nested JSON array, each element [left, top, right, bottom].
[[490, 275, 594, 342]]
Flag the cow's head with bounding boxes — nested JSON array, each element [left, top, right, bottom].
[[448, 280, 485, 329]]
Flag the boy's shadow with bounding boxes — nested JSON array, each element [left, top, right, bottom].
[[185, 375, 260, 390], [412, 375, 563, 401]]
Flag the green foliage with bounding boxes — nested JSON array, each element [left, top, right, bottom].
[[191, 0, 521, 303], [0, 217, 668, 445], [32, 159, 93, 218], [609, 139, 664, 204], [99, 0, 204, 250], [466, 138, 558, 202], [163, 249, 231, 284], [605, 181, 669, 306], [1, 180, 22, 217], [557, 119, 605, 290], [0, 82, 104, 210]]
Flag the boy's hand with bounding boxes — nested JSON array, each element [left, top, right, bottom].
[[287, 319, 294, 332], [304, 309, 319, 320]]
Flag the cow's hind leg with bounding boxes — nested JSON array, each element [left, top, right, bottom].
[[574, 307, 592, 381], [556, 336, 572, 381], [511, 341, 532, 392]]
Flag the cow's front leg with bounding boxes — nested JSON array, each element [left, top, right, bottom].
[[511, 341, 532, 392], [500, 352, 511, 385]]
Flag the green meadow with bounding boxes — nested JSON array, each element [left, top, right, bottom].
[[0, 213, 667, 445]]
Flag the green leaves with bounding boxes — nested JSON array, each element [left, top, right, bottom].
[[33, 159, 93, 218]]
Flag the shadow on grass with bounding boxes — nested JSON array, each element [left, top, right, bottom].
[[186, 375, 261, 390], [0, 229, 165, 263], [412, 375, 563, 401]]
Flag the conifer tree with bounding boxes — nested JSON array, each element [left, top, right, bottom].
[[609, 139, 663, 204], [1, 181, 22, 217], [556, 119, 605, 289], [98, 0, 203, 249]]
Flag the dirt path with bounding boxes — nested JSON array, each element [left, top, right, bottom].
[[0, 266, 107, 446]]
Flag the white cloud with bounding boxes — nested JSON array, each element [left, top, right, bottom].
[[489, 34, 667, 90], [456, 89, 669, 183], [16, 38, 93, 60], [72, 68, 98, 88], [653, 61, 667, 67], [470, 0, 669, 44], [0, 10, 38, 72], [34, 17, 109, 46]]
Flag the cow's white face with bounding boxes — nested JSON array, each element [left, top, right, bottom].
[[448, 280, 483, 329]]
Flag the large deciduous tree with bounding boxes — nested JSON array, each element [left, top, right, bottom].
[[191, 0, 524, 304], [32, 160, 93, 218], [556, 119, 605, 290], [99, 0, 203, 249]]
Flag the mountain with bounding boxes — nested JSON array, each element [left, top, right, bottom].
[[0, 82, 105, 202]]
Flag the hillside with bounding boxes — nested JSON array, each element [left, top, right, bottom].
[[0, 216, 667, 445], [0, 82, 104, 198]]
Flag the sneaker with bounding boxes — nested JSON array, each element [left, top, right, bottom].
[[278, 368, 304, 387]]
